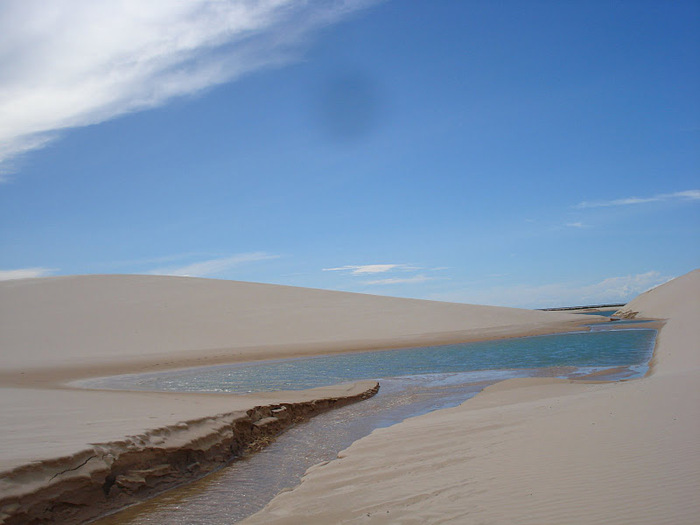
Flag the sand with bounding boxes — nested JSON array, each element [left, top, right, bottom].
[[0, 274, 588, 382], [0, 275, 590, 523], [242, 269, 700, 524]]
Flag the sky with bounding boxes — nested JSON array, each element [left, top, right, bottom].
[[0, 0, 698, 308]]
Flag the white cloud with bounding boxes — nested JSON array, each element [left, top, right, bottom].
[[324, 262, 447, 287], [565, 222, 586, 228], [323, 264, 419, 275], [363, 274, 434, 285], [575, 190, 700, 209], [149, 252, 279, 277], [0, 267, 56, 280], [430, 271, 673, 309], [0, 0, 379, 177]]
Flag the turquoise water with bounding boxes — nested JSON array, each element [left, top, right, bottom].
[[82, 328, 656, 394], [577, 309, 619, 316], [93, 326, 657, 525]]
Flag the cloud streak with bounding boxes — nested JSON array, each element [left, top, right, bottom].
[[0, 0, 378, 177], [0, 267, 57, 281], [324, 262, 446, 287], [149, 252, 279, 277], [323, 264, 419, 275], [575, 190, 700, 209]]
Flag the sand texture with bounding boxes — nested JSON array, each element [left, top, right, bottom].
[[242, 269, 700, 524], [0, 274, 590, 523], [0, 381, 379, 525]]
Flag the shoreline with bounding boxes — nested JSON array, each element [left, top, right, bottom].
[[0, 318, 594, 390], [72, 320, 659, 395]]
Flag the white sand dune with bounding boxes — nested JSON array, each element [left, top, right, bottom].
[[0, 274, 586, 468], [242, 269, 700, 524], [0, 274, 585, 380], [0, 274, 589, 523]]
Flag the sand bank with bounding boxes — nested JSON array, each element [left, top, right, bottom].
[[0, 381, 379, 524], [242, 269, 700, 524], [0, 275, 590, 523]]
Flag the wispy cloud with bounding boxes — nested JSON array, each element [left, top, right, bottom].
[[323, 264, 419, 275], [575, 190, 700, 209], [430, 271, 673, 309], [324, 262, 447, 287], [0, 267, 57, 281], [149, 252, 279, 277], [565, 222, 586, 228], [0, 0, 379, 177], [363, 274, 435, 285]]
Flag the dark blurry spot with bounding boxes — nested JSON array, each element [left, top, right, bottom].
[[315, 72, 380, 142]]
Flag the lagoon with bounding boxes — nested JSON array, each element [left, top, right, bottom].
[[81, 327, 656, 394], [92, 326, 656, 524]]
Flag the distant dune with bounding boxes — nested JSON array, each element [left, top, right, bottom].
[[0, 274, 586, 379]]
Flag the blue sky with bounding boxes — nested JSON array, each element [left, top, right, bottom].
[[1, 0, 698, 308]]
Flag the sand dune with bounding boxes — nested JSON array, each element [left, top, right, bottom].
[[0, 274, 589, 523], [0, 274, 585, 382], [242, 269, 700, 524]]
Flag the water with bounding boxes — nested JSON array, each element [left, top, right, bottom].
[[79, 329, 656, 394], [93, 372, 512, 525], [576, 309, 619, 316], [91, 327, 656, 525]]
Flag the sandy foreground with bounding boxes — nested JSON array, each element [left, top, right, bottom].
[[242, 269, 700, 525], [0, 275, 590, 523]]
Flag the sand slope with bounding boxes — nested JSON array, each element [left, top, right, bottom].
[[0, 274, 585, 380], [243, 269, 700, 524], [0, 274, 590, 523]]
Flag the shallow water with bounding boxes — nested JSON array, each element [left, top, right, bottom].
[[80, 329, 656, 394], [577, 309, 619, 316], [94, 372, 510, 525], [91, 327, 656, 525]]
